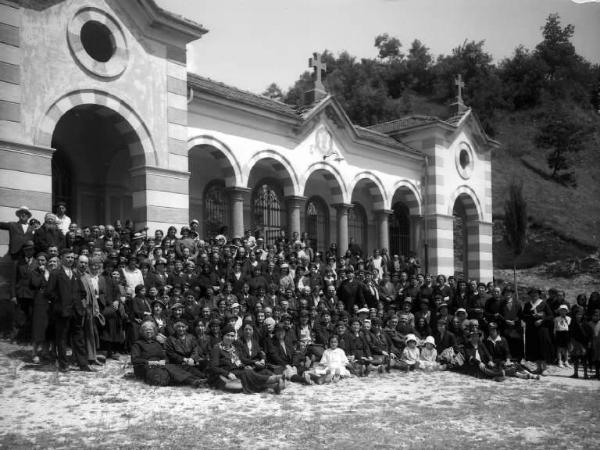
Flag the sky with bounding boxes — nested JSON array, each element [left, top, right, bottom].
[[156, 0, 600, 94]]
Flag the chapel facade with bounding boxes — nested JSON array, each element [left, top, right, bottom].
[[0, 0, 498, 292]]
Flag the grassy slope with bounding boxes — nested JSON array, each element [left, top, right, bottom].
[[491, 108, 600, 267]]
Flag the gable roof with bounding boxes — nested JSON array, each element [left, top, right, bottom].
[[187, 73, 423, 158]]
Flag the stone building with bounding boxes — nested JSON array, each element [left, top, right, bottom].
[[0, 0, 498, 293]]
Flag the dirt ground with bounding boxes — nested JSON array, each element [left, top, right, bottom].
[[0, 341, 598, 450]]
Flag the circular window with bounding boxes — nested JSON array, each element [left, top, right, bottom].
[[80, 21, 115, 62], [455, 143, 474, 179], [67, 8, 128, 78]]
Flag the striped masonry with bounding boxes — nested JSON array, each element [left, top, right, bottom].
[[0, 3, 20, 136], [303, 162, 346, 204], [391, 182, 422, 216], [35, 90, 157, 166], [426, 214, 455, 276], [350, 172, 386, 210], [245, 150, 299, 197], [188, 136, 242, 188], [166, 58, 188, 171]]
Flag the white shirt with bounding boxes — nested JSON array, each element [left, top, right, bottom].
[[56, 214, 71, 235]]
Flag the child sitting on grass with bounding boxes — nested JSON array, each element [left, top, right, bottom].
[[399, 334, 420, 371], [419, 335, 445, 371]]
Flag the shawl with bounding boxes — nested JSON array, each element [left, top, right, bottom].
[[219, 342, 242, 367]]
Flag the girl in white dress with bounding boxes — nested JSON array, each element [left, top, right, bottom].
[[314, 335, 351, 381]]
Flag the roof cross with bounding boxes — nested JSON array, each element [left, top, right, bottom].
[[455, 74, 465, 103], [309, 52, 327, 90]]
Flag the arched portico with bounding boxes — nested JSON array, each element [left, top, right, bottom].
[[390, 181, 423, 259]]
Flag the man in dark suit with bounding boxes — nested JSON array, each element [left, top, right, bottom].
[[433, 318, 458, 353], [0, 206, 35, 261], [336, 267, 364, 312], [46, 249, 92, 372]]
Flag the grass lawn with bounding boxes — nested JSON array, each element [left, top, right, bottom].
[[0, 341, 598, 449]]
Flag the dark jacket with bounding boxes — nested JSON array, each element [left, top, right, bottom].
[[46, 267, 86, 317], [235, 337, 265, 365], [0, 221, 35, 258], [337, 279, 365, 311], [165, 333, 201, 364]]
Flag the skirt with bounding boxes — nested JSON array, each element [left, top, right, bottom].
[[31, 296, 49, 343], [555, 330, 570, 348]]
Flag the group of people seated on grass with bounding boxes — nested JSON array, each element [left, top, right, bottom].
[[2, 205, 600, 394]]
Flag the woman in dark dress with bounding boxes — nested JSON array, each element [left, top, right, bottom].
[[30, 253, 53, 363], [523, 288, 554, 375], [235, 322, 270, 374], [499, 286, 524, 361], [98, 268, 127, 359], [208, 324, 284, 394], [130, 321, 204, 387]]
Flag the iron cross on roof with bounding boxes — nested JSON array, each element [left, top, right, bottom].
[[455, 74, 465, 103], [309, 52, 327, 90]]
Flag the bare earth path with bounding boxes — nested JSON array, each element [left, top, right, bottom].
[[0, 341, 598, 449]]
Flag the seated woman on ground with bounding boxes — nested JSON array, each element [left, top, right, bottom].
[[234, 322, 271, 374], [164, 321, 207, 380], [130, 321, 205, 387], [208, 324, 284, 394], [483, 322, 539, 380], [458, 329, 506, 381]]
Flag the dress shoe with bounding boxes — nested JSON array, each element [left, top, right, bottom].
[[80, 365, 96, 372], [89, 359, 104, 366]]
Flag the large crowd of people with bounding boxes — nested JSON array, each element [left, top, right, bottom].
[[1, 204, 600, 394]]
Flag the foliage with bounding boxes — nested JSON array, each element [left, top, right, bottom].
[[274, 13, 596, 135], [503, 182, 528, 258], [262, 83, 283, 100], [534, 102, 588, 185]]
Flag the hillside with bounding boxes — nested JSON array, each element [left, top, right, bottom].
[[491, 107, 600, 268]]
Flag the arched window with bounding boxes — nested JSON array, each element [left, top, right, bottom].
[[305, 196, 329, 253], [390, 202, 410, 257], [348, 202, 367, 253], [252, 182, 282, 245], [203, 182, 229, 239]]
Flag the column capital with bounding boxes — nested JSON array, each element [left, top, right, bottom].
[[284, 195, 308, 204], [332, 203, 353, 213], [374, 209, 393, 216], [226, 186, 251, 199]]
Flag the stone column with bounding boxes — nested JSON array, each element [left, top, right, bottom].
[[227, 187, 250, 239], [285, 196, 306, 237], [410, 215, 424, 260], [468, 220, 494, 282], [333, 203, 352, 255], [425, 213, 455, 277], [375, 209, 392, 251]]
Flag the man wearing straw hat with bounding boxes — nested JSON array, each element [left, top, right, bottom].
[[0, 206, 36, 261]]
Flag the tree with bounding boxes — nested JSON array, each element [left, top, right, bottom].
[[498, 45, 548, 110], [374, 33, 403, 61], [406, 39, 433, 94], [503, 182, 528, 300], [262, 83, 284, 101], [534, 102, 587, 185], [535, 14, 576, 81]]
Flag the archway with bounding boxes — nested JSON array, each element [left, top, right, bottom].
[[51, 104, 140, 226], [305, 196, 329, 254], [389, 183, 422, 258], [349, 174, 386, 255], [188, 142, 239, 238], [247, 156, 298, 245], [452, 192, 480, 279]]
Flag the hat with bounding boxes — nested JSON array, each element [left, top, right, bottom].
[[221, 324, 236, 336], [456, 308, 467, 315], [439, 303, 449, 309], [405, 333, 418, 344], [488, 322, 498, 329], [215, 234, 226, 243], [170, 302, 184, 310], [44, 213, 58, 224], [528, 287, 542, 297], [132, 232, 144, 241], [403, 297, 413, 304], [151, 298, 166, 308], [357, 307, 370, 315], [16, 206, 32, 218], [190, 219, 199, 226], [424, 336, 436, 347], [173, 320, 188, 328], [558, 304, 569, 312], [437, 318, 448, 326], [22, 240, 34, 249], [231, 302, 240, 309]]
